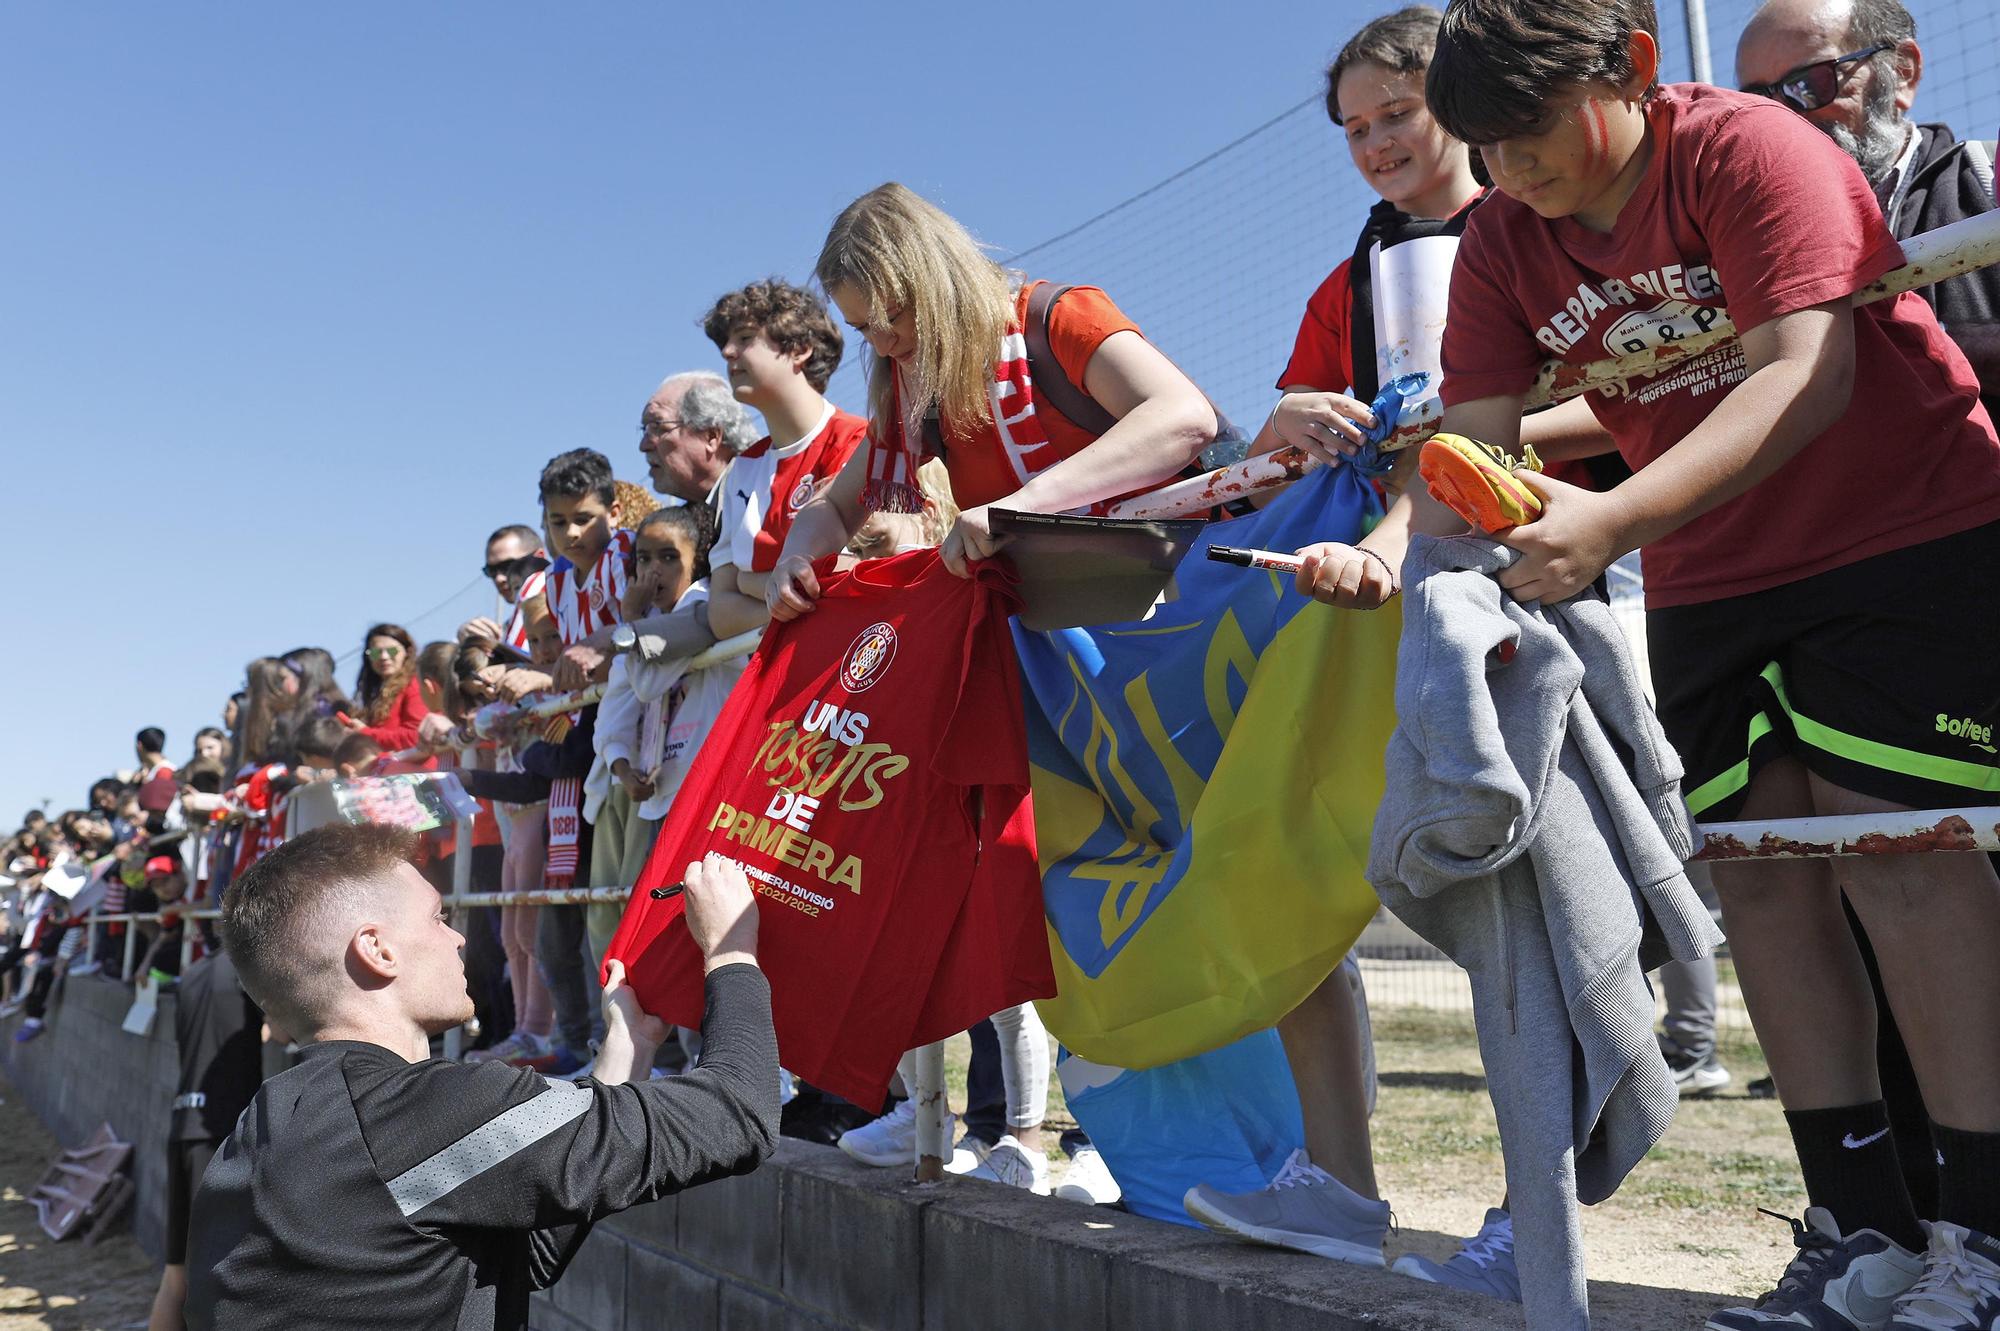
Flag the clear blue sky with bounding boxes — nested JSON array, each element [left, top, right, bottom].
[[4, 2, 1994, 821], [0, 1, 1389, 816]]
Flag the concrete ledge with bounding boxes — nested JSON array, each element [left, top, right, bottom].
[[8, 973, 1709, 1329]]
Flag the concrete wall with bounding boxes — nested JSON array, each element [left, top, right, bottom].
[[3, 974, 1530, 1331], [2, 973, 180, 1257]]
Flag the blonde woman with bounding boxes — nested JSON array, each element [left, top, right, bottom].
[[765, 182, 1218, 615]]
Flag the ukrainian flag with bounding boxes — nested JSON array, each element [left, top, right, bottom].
[[1016, 464, 1401, 1068]]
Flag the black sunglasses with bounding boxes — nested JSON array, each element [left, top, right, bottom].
[[481, 554, 550, 582], [1741, 44, 1889, 113]]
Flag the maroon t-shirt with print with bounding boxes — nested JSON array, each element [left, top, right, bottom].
[[1441, 82, 2000, 607]]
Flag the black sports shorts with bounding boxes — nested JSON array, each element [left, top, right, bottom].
[[1648, 520, 2000, 821]]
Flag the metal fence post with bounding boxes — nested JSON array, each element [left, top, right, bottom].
[[912, 1041, 949, 1182], [442, 812, 474, 1062], [1685, 0, 1714, 85]]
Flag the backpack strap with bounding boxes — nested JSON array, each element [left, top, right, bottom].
[[1024, 282, 1119, 436], [1022, 281, 1246, 453], [1964, 140, 1996, 204]]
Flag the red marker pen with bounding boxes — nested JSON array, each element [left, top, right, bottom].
[[1207, 545, 1304, 575]]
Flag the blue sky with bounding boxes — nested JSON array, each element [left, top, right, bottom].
[[4, 2, 1995, 820]]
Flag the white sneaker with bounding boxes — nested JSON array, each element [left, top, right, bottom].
[[961, 1135, 1050, 1195], [1053, 1145, 1121, 1206], [1184, 1149, 1391, 1267], [1891, 1220, 2000, 1330], [946, 1139, 989, 1175], [66, 959, 103, 978], [839, 1100, 918, 1168]]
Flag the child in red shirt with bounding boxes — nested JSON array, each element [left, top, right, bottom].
[[1327, 2, 2000, 1326]]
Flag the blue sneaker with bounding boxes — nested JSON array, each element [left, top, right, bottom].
[[514, 1044, 587, 1076], [1891, 1221, 2000, 1330], [1394, 1207, 1520, 1302], [1183, 1149, 1390, 1267], [13, 1018, 45, 1043]]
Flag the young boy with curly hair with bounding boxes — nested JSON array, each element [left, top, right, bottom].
[[700, 278, 868, 640]]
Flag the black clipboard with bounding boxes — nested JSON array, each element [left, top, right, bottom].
[[988, 509, 1206, 630]]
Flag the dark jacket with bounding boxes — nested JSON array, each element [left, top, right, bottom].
[[1893, 123, 2000, 417], [186, 964, 777, 1331]]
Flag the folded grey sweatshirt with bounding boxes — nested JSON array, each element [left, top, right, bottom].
[[1369, 535, 1722, 1331]]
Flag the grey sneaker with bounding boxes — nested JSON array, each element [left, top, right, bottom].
[[1393, 1207, 1520, 1301], [1183, 1149, 1389, 1267], [1890, 1221, 2000, 1331], [1707, 1207, 1923, 1330]]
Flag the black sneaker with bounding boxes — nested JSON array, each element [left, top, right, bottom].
[[1707, 1207, 1923, 1330], [1747, 1074, 1778, 1099]]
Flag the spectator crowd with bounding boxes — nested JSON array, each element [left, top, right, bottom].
[[5, 1, 2000, 1328]]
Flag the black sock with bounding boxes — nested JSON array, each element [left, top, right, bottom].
[[1933, 1122, 2000, 1237], [1785, 1102, 1925, 1251]]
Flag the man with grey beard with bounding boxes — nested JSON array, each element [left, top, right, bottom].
[[1738, 0, 1999, 415]]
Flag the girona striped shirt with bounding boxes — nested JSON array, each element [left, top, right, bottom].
[[544, 530, 633, 647]]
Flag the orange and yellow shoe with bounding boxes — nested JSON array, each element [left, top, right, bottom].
[[1419, 433, 1546, 534]]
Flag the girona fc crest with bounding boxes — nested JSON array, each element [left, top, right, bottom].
[[839, 621, 898, 694], [787, 473, 817, 514]]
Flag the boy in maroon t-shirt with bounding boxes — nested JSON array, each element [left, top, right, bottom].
[[1300, 2, 2000, 1327]]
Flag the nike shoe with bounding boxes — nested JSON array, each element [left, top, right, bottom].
[[1183, 1149, 1390, 1268], [958, 1135, 1050, 1195], [1660, 1033, 1733, 1098], [1418, 433, 1546, 535], [1393, 1207, 1521, 1302], [946, 1137, 993, 1176], [1053, 1144, 1122, 1207], [1707, 1207, 1923, 1330], [1890, 1221, 2000, 1330], [837, 1099, 958, 1168]]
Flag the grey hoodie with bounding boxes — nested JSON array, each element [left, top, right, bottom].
[[1369, 536, 1723, 1331]]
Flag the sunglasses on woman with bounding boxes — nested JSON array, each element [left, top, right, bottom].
[[1741, 44, 1889, 113]]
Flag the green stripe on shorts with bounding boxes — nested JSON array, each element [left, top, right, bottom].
[[1686, 712, 1774, 817], [1759, 662, 2000, 794]]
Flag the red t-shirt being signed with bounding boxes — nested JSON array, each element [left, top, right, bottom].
[[1441, 83, 2000, 607], [606, 549, 1053, 1106]]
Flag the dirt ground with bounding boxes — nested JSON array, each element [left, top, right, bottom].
[[0, 1084, 158, 1331], [1365, 1009, 1797, 1308]]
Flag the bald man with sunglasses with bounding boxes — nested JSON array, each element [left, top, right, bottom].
[[1738, 0, 1999, 414]]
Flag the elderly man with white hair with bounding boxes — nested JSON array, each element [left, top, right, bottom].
[[637, 369, 760, 518], [551, 370, 759, 689], [1737, 0, 1999, 413]]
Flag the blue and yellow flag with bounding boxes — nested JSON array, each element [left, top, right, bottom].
[[1015, 465, 1401, 1068]]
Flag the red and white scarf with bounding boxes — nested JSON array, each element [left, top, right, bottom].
[[862, 328, 1056, 514], [546, 530, 633, 647], [545, 776, 584, 888]]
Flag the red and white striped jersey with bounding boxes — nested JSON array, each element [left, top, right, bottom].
[[545, 530, 633, 647]]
